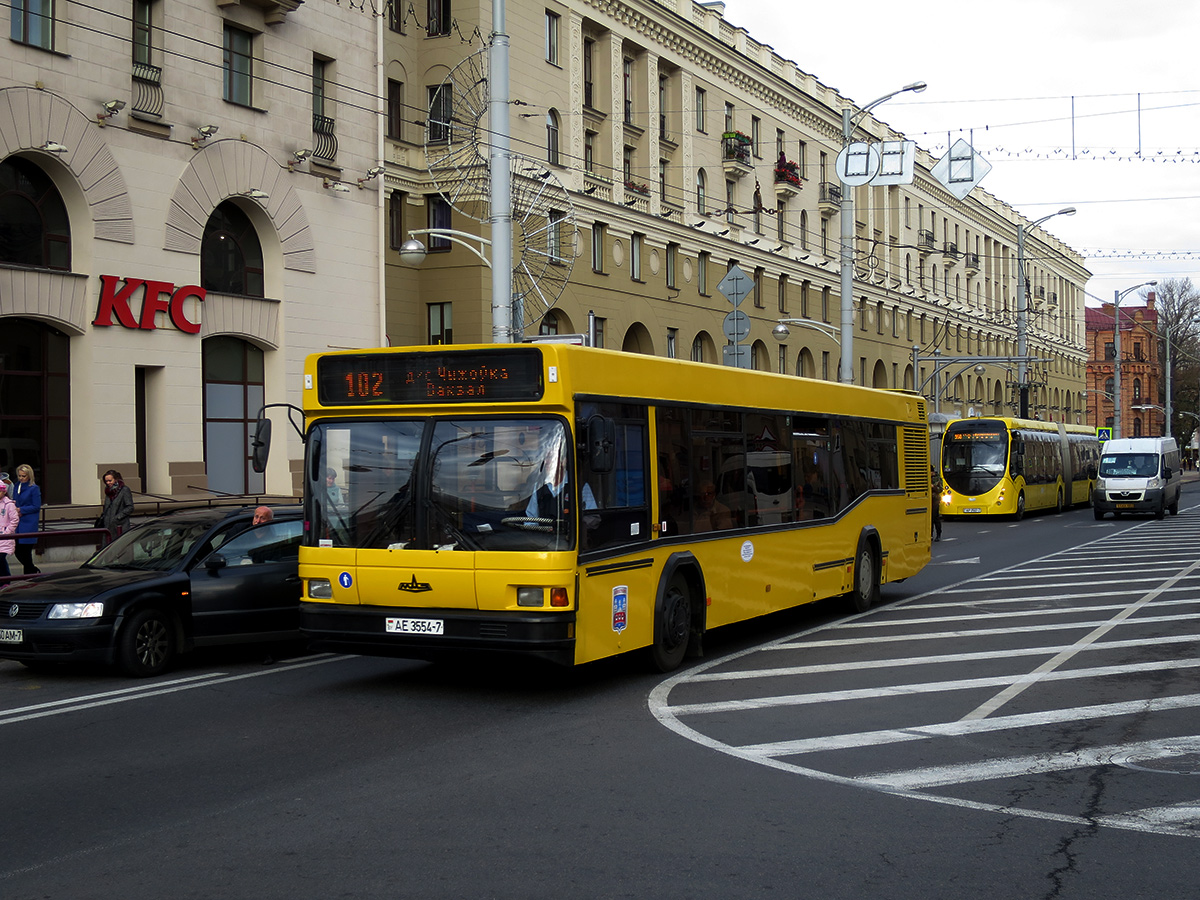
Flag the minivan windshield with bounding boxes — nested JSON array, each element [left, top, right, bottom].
[[1099, 453, 1160, 478], [307, 417, 578, 552]]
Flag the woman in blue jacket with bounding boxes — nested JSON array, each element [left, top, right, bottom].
[[12, 464, 41, 574]]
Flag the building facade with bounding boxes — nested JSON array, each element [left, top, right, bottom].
[[1085, 298, 1163, 438], [381, 0, 1090, 422], [0, 0, 383, 504]]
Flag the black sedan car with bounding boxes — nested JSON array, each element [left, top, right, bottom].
[[0, 505, 303, 676]]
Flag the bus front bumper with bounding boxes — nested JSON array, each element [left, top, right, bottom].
[[300, 602, 577, 665]]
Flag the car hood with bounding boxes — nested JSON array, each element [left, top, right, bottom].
[[0, 567, 183, 603]]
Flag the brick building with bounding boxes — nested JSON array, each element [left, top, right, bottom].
[[1085, 296, 1162, 437]]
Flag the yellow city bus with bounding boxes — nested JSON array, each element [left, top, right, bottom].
[[940, 416, 1099, 520], [256, 344, 932, 671]]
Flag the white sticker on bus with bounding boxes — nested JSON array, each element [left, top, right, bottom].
[[741, 540, 755, 562]]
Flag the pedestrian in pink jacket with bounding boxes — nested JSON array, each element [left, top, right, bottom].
[[0, 481, 19, 577]]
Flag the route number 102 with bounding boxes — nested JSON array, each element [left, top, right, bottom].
[[344, 370, 384, 398]]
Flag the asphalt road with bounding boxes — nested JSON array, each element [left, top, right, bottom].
[[4, 486, 1200, 899]]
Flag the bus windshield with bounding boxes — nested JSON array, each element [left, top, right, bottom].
[[942, 423, 1009, 495], [307, 417, 577, 551], [1099, 453, 1160, 478]]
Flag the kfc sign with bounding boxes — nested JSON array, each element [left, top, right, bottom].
[[93, 275, 204, 334]]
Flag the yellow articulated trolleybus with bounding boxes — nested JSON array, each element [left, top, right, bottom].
[[253, 344, 932, 671], [940, 416, 1100, 520]]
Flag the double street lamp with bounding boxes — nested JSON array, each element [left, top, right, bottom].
[[1016, 206, 1075, 417], [1113, 280, 1157, 438], [839, 81, 926, 385]]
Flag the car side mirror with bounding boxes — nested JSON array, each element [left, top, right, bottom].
[[205, 554, 227, 571], [1163, 466, 1172, 479]]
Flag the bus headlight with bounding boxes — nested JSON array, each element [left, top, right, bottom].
[[308, 578, 333, 599], [517, 586, 544, 607]]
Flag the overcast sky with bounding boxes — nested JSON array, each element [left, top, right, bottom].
[[722, 0, 1200, 309]]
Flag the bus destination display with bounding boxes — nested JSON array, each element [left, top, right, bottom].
[[317, 349, 545, 405]]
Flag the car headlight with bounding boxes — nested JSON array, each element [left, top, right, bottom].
[[308, 578, 333, 599], [48, 601, 105, 619]]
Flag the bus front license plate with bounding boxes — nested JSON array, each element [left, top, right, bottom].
[[0, 628, 22, 644], [386, 617, 444, 636], [962, 507, 982, 514]]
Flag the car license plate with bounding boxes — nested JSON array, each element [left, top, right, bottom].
[[1116, 503, 1134, 509], [0, 628, 22, 644], [962, 507, 982, 514], [386, 617, 444, 636]]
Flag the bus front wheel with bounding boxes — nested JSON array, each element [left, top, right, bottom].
[[849, 538, 881, 613], [1014, 492, 1026, 521], [652, 575, 691, 672]]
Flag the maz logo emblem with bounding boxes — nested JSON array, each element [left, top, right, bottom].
[[398, 575, 433, 593]]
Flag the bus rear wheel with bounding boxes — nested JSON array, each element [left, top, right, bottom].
[[652, 575, 691, 672], [849, 538, 880, 613], [1056, 490, 1064, 514]]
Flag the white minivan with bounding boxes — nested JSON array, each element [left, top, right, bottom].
[[1092, 436, 1182, 520]]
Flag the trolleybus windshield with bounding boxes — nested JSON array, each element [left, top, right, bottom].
[[943, 422, 1009, 495]]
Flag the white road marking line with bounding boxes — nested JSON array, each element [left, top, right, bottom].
[[856, 735, 1200, 790], [734, 693, 1200, 757], [699, 633, 1200, 681], [774, 611, 1200, 649], [669, 657, 1200, 717], [0, 654, 346, 726], [1098, 803, 1200, 829]]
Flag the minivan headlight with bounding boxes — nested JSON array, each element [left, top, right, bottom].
[[48, 601, 105, 619]]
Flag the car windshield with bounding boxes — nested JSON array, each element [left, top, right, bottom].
[[1099, 453, 1159, 478], [942, 422, 1008, 494], [307, 417, 577, 552], [88, 519, 217, 571]]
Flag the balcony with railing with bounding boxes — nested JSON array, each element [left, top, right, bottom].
[[941, 241, 959, 263], [917, 229, 936, 254], [131, 62, 163, 119], [964, 251, 980, 273], [313, 113, 337, 162], [773, 157, 802, 198], [722, 131, 752, 178], [817, 181, 841, 216]]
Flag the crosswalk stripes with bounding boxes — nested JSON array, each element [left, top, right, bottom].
[[650, 507, 1200, 838]]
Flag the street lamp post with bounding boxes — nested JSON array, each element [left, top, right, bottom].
[[1016, 207, 1075, 417], [1113, 280, 1157, 438], [839, 81, 926, 385]]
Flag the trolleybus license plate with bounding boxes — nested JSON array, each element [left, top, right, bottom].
[[386, 617, 444, 635], [0, 628, 22, 643], [962, 507, 982, 514]]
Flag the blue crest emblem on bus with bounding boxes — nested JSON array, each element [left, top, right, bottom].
[[612, 585, 628, 633]]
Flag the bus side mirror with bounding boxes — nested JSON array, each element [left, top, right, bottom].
[[251, 418, 272, 473], [587, 416, 616, 474]]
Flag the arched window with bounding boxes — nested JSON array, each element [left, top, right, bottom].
[[696, 169, 706, 213], [1133, 378, 1142, 401], [799, 210, 808, 250], [1104, 377, 1114, 398], [546, 109, 560, 166], [539, 311, 558, 335], [201, 201, 264, 297], [0, 318, 71, 503], [0, 157, 70, 270], [203, 336, 265, 495]]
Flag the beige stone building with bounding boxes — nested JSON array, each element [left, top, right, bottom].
[[0, 0, 384, 504], [383, 0, 1090, 422]]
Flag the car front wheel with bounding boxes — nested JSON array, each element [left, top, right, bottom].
[[117, 608, 176, 677]]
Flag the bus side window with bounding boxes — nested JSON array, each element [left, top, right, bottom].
[[579, 402, 652, 551]]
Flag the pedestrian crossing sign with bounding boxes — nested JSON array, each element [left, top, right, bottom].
[[1097, 427, 1112, 442]]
